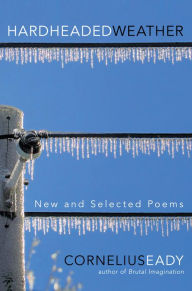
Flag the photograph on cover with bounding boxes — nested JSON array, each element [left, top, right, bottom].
[[0, 1, 192, 290]]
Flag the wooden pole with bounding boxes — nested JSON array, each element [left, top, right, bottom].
[[0, 105, 25, 290]]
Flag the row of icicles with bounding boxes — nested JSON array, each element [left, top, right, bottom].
[[0, 47, 192, 67], [24, 216, 192, 237], [25, 137, 192, 181], [41, 137, 192, 159]]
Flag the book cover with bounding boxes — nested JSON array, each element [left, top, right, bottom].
[[0, 1, 191, 290]]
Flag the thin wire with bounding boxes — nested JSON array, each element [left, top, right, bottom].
[[1, 132, 192, 140], [24, 212, 192, 218], [2, 212, 191, 219], [45, 132, 192, 139], [0, 42, 192, 48], [0, 134, 14, 140]]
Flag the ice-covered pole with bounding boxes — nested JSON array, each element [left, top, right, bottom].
[[0, 105, 25, 291]]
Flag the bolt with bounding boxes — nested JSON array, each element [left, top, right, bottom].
[[24, 179, 29, 186]]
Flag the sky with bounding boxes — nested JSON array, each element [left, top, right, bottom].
[[0, 0, 192, 290]]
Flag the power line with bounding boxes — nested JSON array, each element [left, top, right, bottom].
[[0, 134, 14, 140], [0, 42, 192, 48], [24, 212, 192, 217], [1, 132, 192, 140], [45, 132, 192, 139], [2, 211, 191, 219]]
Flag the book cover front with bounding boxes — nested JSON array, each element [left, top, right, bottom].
[[0, 1, 191, 290]]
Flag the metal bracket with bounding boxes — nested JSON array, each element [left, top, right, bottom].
[[3, 130, 42, 212], [3, 157, 26, 211]]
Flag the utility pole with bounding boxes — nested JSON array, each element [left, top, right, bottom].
[[0, 105, 25, 291]]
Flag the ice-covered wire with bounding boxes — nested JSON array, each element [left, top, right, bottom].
[[24, 212, 192, 217], [1, 131, 192, 140], [0, 42, 192, 48]]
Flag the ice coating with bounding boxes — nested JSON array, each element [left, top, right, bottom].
[[41, 137, 192, 159], [0, 47, 192, 67], [24, 216, 192, 237], [24, 137, 192, 180]]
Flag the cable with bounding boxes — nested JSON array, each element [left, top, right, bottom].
[[45, 132, 192, 139], [1, 132, 192, 140], [24, 212, 192, 217], [0, 134, 15, 140], [0, 42, 192, 48]]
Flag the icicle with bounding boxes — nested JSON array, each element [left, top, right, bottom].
[[166, 218, 169, 237], [115, 218, 119, 234], [45, 139, 49, 157], [157, 139, 160, 157], [40, 136, 192, 159], [41, 139, 45, 151], [62, 138, 66, 153], [113, 139, 117, 158], [133, 218, 137, 235], [71, 138, 75, 157], [144, 218, 148, 236], [161, 218, 164, 237], [182, 139, 185, 155], [86, 138, 90, 158], [25, 216, 192, 237], [59, 138, 62, 154], [67, 217, 71, 234], [30, 159, 35, 180], [94, 138, 97, 156], [50, 138, 53, 153], [119, 139, 122, 156], [186, 218, 189, 231], [55, 138, 58, 153], [105, 138, 108, 157], [81, 138, 85, 159], [140, 218, 143, 236], [1, 47, 191, 68], [76, 138, 80, 160], [171, 139, 175, 159], [27, 144, 35, 180], [59, 218, 63, 235]]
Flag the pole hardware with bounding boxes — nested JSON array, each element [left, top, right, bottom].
[[1, 130, 192, 140], [3, 131, 42, 211]]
